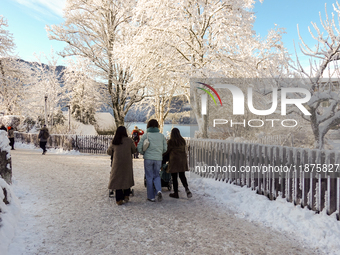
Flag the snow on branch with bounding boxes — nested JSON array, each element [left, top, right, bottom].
[[292, 2, 340, 149]]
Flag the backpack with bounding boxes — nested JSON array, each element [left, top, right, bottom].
[[42, 130, 49, 139], [132, 131, 139, 141]]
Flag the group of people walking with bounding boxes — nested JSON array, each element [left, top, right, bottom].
[[0, 124, 49, 154], [107, 119, 192, 205]]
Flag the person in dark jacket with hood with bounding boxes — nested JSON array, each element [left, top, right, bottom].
[[38, 125, 49, 155], [163, 128, 192, 199]]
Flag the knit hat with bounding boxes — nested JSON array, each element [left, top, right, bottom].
[[134, 126, 138, 129]]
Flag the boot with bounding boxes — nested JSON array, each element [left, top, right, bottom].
[[157, 191, 163, 202], [169, 192, 179, 198], [185, 188, 192, 198]]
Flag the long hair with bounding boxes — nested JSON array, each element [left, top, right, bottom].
[[147, 119, 159, 128], [112, 126, 128, 145], [169, 128, 186, 147]]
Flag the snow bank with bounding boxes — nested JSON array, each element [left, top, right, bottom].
[[94, 112, 115, 131], [14, 142, 83, 155], [47, 148, 82, 155], [0, 130, 11, 154], [190, 175, 340, 254], [75, 122, 97, 135], [0, 178, 21, 254]]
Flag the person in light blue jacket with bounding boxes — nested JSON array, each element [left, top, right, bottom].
[[137, 119, 167, 202]]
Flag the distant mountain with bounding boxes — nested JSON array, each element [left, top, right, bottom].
[[19, 59, 66, 83], [124, 95, 193, 124]]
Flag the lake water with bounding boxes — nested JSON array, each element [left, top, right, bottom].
[[126, 122, 198, 138]]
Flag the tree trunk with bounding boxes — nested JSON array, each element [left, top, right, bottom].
[[159, 103, 164, 134], [112, 108, 124, 128]]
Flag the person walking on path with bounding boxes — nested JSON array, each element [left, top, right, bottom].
[[7, 126, 15, 150], [131, 126, 144, 159], [38, 125, 49, 155], [163, 128, 192, 199], [137, 119, 167, 202], [107, 126, 136, 205]]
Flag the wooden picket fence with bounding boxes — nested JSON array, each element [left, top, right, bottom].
[[15, 132, 340, 217], [252, 134, 294, 146], [187, 139, 340, 218], [14, 132, 114, 154]]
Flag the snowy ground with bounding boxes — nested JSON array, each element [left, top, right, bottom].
[[2, 145, 340, 254]]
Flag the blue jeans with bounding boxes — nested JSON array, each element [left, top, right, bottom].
[[144, 159, 162, 199]]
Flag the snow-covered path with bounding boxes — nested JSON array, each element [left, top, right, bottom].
[[8, 149, 317, 254]]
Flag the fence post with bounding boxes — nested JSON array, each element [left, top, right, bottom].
[[268, 146, 274, 200], [308, 150, 317, 210], [325, 151, 337, 215], [221, 142, 226, 182], [246, 143, 252, 188], [273, 146, 280, 199], [315, 150, 322, 213], [226, 142, 231, 183], [301, 149, 309, 208], [293, 149, 302, 206], [336, 152, 340, 220], [235, 143, 240, 185], [240, 143, 246, 187], [286, 148, 293, 202], [257, 145, 263, 194], [253, 144, 259, 190], [263, 146, 268, 196], [230, 143, 235, 184]]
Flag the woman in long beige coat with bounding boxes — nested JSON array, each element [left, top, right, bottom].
[[107, 126, 136, 205]]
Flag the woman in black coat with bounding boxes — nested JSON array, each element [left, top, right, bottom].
[[163, 128, 192, 199]]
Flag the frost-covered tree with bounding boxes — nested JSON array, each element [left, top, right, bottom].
[[47, 0, 145, 127], [0, 16, 27, 115], [24, 51, 67, 127], [0, 16, 14, 56], [64, 58, 101, 125], [143, 74, 187, 132], [291, 3, 340, 149], [133, 0, 289, 137], [0, 58, 28, 115]]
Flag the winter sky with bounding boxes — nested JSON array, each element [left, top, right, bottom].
[[1, 0, 339, 66]]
